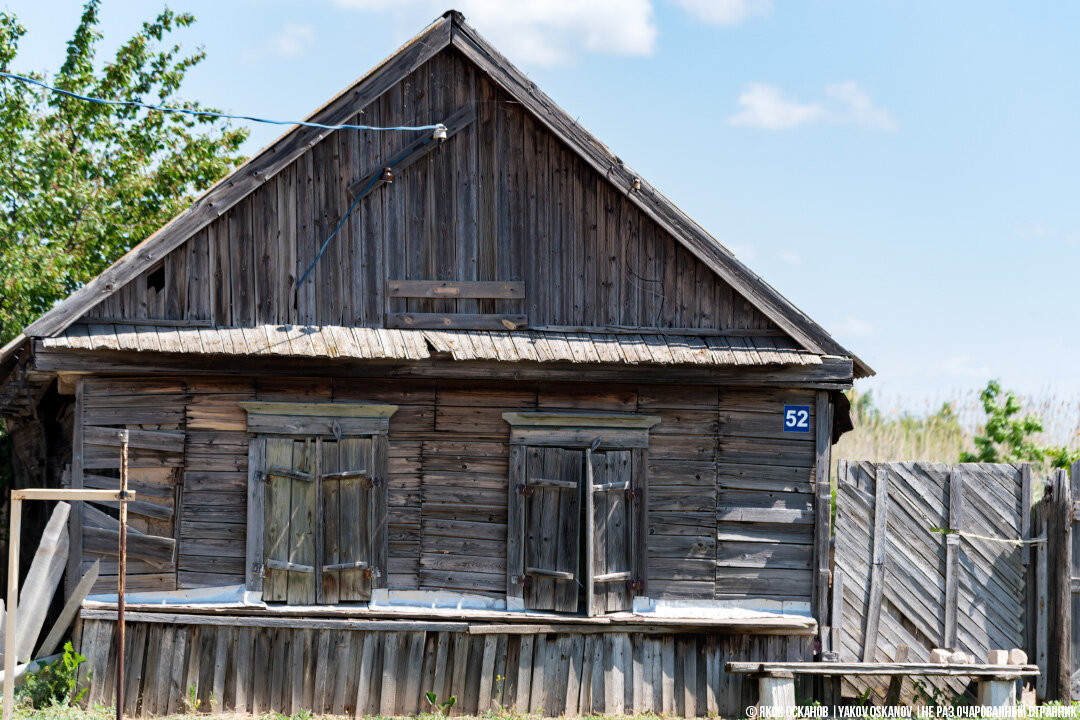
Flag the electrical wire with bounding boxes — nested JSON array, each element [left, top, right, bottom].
[[296, 136, 434, 289], [0, 70, 441, 133]]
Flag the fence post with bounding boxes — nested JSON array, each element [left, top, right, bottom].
[[1046, 468, 1072, 701], [812, 391, 834, 653], [943, 467, 963, 649], [1035, 498, 1048, 700], [861, 466, 888, 662]]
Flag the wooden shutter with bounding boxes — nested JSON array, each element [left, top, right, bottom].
[[586, 448, 646, 615], [320, 436, 375, 603], [520, 447, 582, 613], [262, 437, 317, 604]]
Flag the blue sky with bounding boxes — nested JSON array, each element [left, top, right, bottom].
[[6, 0, 1080, 409]]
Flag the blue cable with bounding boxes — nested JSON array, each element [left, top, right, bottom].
[[0, 70, 440, 132], [296, 137, 432, 289]]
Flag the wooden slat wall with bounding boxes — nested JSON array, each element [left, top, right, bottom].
[[716, 389, 817, 606], [84, 48, 780, 335], [832, 461, 1027, 704], [79, 378, 186, 593], [78, 375, 820, 605], [77, 617, 813, 718]]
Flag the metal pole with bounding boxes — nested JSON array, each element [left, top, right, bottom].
[[116, 430, 128, 720], [2, 496, 22, 720]]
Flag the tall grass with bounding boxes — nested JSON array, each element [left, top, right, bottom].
[[835, 388, 1080, 474]]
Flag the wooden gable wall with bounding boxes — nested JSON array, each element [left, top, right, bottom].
[[84, 48, 780, 335]]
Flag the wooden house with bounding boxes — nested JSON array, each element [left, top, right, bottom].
[[0, 11, 871, 716]]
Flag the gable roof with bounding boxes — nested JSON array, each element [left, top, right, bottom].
[[12, 11, 871, 378]]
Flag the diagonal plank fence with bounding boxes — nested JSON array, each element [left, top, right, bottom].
[[831, 461, 1031, 703]]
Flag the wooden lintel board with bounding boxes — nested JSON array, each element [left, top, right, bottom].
[[239, 402, 398, 418], [725, 662, 1040, 678], [11, 489, 134, 502], [502, 412, 661, 429], [387, 280, 525, 299]]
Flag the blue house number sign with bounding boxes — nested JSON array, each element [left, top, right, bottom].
[[783, 405, 811, 433]]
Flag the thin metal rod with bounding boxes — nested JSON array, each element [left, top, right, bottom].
[[3, 497, 22, 720], [116, 430, 128, 720]]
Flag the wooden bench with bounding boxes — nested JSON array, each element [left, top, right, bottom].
[[727, 662, 1040, 718]]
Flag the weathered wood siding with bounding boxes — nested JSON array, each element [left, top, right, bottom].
[[77, 616, 813, 718], [83, 48, 778, 334], [73, 375, 817, 604]]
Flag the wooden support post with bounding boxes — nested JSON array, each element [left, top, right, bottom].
[[829, 569, 843, 659], [3, 495, 22, 720], [1022, 463, 1035, 665], [2, 488, 131, 720], [812, 392, 833, 647], [116, 430, 129, 720], [884, 644, 909, 705], [943, 467, 963, 649], [861, 466, 888, 662], [1047, 468, 1072, 701], [756, 671, 796, 720], [1035, 500, 1049, 700], [584, 449, 596, 617]]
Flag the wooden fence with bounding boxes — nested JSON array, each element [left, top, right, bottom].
[[831, 461, 1030, 703], [1031, 459, 1080, 701]]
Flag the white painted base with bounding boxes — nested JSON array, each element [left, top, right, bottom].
[[758, 674, 796, 720], [977, 679, 1016, 708]]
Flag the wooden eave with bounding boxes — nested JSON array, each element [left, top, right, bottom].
[[13, 10, 871, 379]]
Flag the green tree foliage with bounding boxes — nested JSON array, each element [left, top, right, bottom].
[[960, 379, 1080, 469], [0, 0, 247, 342]]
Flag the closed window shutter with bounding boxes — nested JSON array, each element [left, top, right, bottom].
[[522, 447, 582, 613], [587, 449, 642, 615], [321, 437, 375, 603], [262, 437, 316, 605]]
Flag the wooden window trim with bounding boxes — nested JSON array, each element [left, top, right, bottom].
[[505, 412, 657, 616], [243, 403, 397, 602]]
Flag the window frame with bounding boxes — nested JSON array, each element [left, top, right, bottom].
[[503, 411, 660, 616], [241, 402, 397, 603]]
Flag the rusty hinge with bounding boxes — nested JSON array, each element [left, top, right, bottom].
[[624, 488, 641, 501], [361, 477, 385, 490], [363, 567, 382, 580], [625, 578, 644, 593], [511, 574, 533, 589], [517, 484, 534, 497]]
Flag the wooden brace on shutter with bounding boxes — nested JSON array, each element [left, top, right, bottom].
[[504, 412, 659, 616], [243, 403, 397, 606]]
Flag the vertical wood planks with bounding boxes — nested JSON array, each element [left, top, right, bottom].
[[861, 465, 889, 661], [812, 391, 833, 638], [84, 46, 787, 336], [943, 467, 963, 648]]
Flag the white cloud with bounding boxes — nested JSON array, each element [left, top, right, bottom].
[[729, 83, 825, 130], [831, 317, 878, 340], [824, 81, 898, 132], [777, 249, 801, 265], [331, 0, 657, 66], [242, 24, 316, 63], [671, 0, 772, 26], [730, 81, 896, 131]]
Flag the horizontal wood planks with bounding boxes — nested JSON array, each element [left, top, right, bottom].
[[73, 374, 823, 605], [82, 47, 782, 337], [77, 617, 812, 717], [78, 378, 185, 593]]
